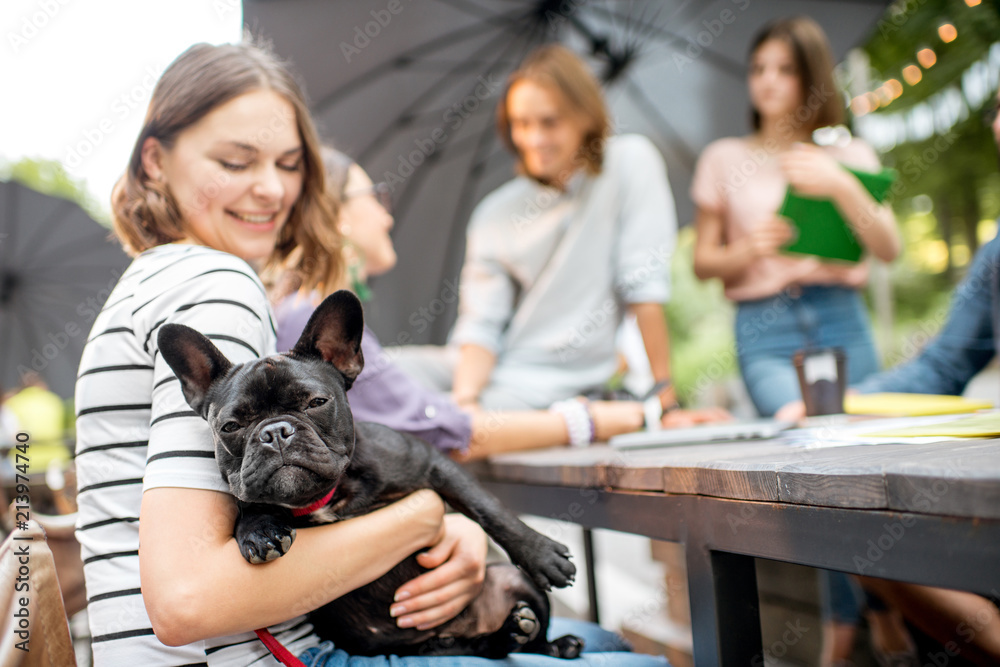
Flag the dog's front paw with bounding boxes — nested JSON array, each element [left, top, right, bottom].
[[236, 514, 296, 564], [518, 536, 576, 591]]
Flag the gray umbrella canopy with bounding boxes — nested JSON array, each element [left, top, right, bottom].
[[0, 181, 131, 398], [244, 0, 889, 344]]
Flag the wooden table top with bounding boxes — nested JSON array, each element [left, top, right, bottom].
[[478, 438, 1000, 520]]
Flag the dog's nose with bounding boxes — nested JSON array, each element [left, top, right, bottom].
[[259, 421, 295, 449]]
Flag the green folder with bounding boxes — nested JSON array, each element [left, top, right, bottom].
[[779, 167, 898, 263]]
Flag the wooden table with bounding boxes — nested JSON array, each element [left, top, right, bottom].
[[473, 437, 1000, 666]]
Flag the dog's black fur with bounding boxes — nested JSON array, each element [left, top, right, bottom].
[[157, 290, 582, 658]]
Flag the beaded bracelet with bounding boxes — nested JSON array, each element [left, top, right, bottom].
[[549, 399, 594, 447]]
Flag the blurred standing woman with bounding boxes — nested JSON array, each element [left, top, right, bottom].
[[690, 16, 901, 667], [691, 16, 900, 418]]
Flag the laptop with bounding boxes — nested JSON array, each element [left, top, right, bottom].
[[608, 419, 795, 450]]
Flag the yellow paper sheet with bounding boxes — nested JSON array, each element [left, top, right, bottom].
[[860, 411, 1000, 438], [845, 393, 992, 417]]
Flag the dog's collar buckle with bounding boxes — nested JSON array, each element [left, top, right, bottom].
[[291, 486, 337, 517]]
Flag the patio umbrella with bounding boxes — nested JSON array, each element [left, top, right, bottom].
[[244, 0, 890, 344], [0, 180, 131, 399]]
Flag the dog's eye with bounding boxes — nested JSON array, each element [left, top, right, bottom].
[[221, 421, 241, 433], [308, 397, 328, 409]]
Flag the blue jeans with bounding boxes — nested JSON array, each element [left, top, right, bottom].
[[297, 618, 670, 666], [735, 285, 880, 418]]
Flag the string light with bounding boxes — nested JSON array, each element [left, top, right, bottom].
[[851, 95, 872, 116], [965, 0, 981, 6], [917, 47, 937, 68], [903, 64, 923, 85], [886, 79, 904, 99], [938, 23, 958, 42]]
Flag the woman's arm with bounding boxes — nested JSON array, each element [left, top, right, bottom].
[[692, 206, 793, 282], [454, 402, 646, 460], [629, 302, 675, 409], [451, 343, 497, 408], [140, 486, 444, 646], [780, 143, 901, 262]]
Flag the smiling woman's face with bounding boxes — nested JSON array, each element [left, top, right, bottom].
[[142, 88, 304, 262]]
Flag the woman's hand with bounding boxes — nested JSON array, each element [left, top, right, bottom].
[[588, 400, 645, 441], [780, 142, 851, 198], [741, 216, 796, 259], [391, 514, 488, 631], [662, 406, 733, 428], [775, 399, 806, 422]]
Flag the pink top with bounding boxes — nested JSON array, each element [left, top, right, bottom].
[[690, 136, 881, 302]]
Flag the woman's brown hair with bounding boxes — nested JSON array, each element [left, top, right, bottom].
[[111, 39, 343, 294], [749, 16, 843, 135], [496, 44, 610, 180]]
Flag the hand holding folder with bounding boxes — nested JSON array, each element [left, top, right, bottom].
[[778, 166, 898, 263]]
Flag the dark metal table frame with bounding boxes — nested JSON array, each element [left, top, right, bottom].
[[482, 481, 1000, 667]]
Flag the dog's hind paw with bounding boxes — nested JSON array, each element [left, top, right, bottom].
[[505, 602, 541, 648], [236, 514, 296, 564], [552, 634, 584, 659]]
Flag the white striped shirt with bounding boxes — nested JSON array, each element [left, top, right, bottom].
[[75, 244, 318, 666]]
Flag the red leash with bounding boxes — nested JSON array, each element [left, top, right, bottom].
[[256, 629, 308, 667], [256, 486, 337, 666]]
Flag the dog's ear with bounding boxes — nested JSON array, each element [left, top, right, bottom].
[[290, 290, 365, 388], [158, 324, 233, 417]]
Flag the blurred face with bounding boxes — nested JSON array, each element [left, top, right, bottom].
[[992, 89, 1000, 148], [341, 165, 396, 279], [749, 39, 804, 125], [506, 80, 589, 188], [143, 89, 304, 262]]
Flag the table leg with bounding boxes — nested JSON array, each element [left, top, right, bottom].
[[582, 527, 600, 624], [686, 544, 762, 666]]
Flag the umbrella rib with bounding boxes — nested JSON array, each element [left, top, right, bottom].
[[17, 198, 78, 267], [355, 17, 534, 165], [1, 183, 19, 270], [623, 77, 698, 169], [433, 0, 504, 21], [390, 17, 546, 231], [585, 4, 746, 77], [312, 7, 528, 116], [30, 230, 118, 271]]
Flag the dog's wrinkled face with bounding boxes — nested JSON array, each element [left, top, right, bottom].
[[203, 354, 355, 507], [159, 290, 365, 509]]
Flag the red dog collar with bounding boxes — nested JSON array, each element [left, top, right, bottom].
[[290, 487, 336, 517]]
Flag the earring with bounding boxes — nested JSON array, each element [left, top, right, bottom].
[[340, 223, 352, 235], [342, 241, 371, 302]]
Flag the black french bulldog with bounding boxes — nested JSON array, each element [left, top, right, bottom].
[[157, 290, 583, 659]]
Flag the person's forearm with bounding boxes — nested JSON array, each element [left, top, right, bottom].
[[457, 410, 569, 460], [452, 344, 497, 406], [630, 303, 671, 381], [693, 236, 757, 282], [141, 488, 441, 646], [831, 173, 901, 262]]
